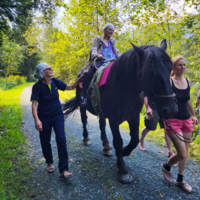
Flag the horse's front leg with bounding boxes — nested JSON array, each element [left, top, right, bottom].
[[80, 104, 91, 145], [99, 118, 112, 156], [109, 118, 133, 184], [122, 114, 140, 157]]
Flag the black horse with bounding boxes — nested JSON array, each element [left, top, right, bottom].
[[63, 39, 178, 183]]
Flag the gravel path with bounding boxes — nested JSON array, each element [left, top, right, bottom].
[[21, 85, 200, 200]]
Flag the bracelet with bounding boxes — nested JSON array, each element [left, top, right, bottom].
[[198, 95, 200, 99]]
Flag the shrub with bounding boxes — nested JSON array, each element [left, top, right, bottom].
[[0, 75, 27, 90]]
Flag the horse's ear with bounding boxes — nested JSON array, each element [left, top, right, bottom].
[[131, 43, 144, 60], [160, 39, 167, 51]]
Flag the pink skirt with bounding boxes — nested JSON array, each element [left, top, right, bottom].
[[164, 118, 193, 134]]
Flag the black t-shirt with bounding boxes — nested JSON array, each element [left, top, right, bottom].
[[171, 78, 190, 120], [31, 78, 67, 117]]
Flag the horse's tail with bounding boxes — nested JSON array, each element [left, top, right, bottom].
[[62, 87, 82, 118]]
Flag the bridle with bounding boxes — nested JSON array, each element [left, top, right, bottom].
[[151, 88, 176, 99]]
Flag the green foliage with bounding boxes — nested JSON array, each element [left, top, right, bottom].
[[0, 0, 62, 45], [0, 31, 41, 81], [0, 0, 35, 45], [0, 83, 34, 199], [0, 35, 23, 77], [27, 0, 200, 84], [26, 0, 130, 82], [59, 89, 76, 101], [0, 75, 27, 90], [0, 0, 62, 81]]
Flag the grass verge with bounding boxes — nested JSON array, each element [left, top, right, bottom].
[[0, 83, 34, 199], [59, 89, 76, 101]]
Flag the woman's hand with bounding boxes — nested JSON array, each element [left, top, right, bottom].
[[146, 106, 153, 118], [80, 70, 88, 78], [97, 54, 103, 59], [35, 119, 43, 131], [191, 115, 198, 125]]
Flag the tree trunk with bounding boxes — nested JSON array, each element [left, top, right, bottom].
[[105, 0, 107, 24], [167, 20, 172, 56], [28, 68, 32, 81]]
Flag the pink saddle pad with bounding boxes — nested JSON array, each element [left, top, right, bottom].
[[79, 82, 83, 88], [79, 62, 114, 88], [98, 62, 114, 87]]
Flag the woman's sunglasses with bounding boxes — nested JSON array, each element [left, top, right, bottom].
[[44, 68, 53, 71]]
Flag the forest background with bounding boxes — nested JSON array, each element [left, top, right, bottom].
[[0, 0, 199, 87]]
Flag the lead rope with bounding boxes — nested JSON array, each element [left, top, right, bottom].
[[164, 119, 199, 143]]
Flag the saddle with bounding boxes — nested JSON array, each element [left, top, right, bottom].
[[88, 61, 114, 117]]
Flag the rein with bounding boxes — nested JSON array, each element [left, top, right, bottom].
[[164, 119, 199, 143], [93, 57, 116, 70]]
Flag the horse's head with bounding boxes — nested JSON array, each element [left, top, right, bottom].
[[133, 39, 178, 119]]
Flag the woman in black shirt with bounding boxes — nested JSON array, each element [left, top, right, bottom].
[[161, 56, 198, 193]]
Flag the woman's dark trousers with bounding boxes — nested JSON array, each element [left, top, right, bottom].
[[82, 67, 96, 98], [39, 114, 69, 173]]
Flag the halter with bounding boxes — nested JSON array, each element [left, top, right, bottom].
[[151, 88, 176, 99]]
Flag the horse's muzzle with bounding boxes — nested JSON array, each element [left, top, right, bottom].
[[157, 98, 178, 119]]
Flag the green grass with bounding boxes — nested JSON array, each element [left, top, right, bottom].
[[59, 89, 76, 101], [0, 75, 27, 90], [0, 82, 35, 199]]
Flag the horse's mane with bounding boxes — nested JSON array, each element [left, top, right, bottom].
[[107, 44, 171, 96]]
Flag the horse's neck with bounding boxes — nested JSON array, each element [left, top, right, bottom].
[[107, 49, 144, 95]]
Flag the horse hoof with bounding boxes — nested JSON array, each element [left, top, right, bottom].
[[118, 174, 133, 184], [83, 138, 91, 146], [103, 149, 112, 156]]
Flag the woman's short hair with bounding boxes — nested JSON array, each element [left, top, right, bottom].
[[103, 23, 114, 30], [170, 56, 185, 77], [33, 63, 48, 80]]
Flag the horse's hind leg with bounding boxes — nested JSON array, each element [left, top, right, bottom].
[[122, 114, 140, 157], [99, 118, 112, 156], [80, 104, 91, 145], [109, 118, 133, 184]]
